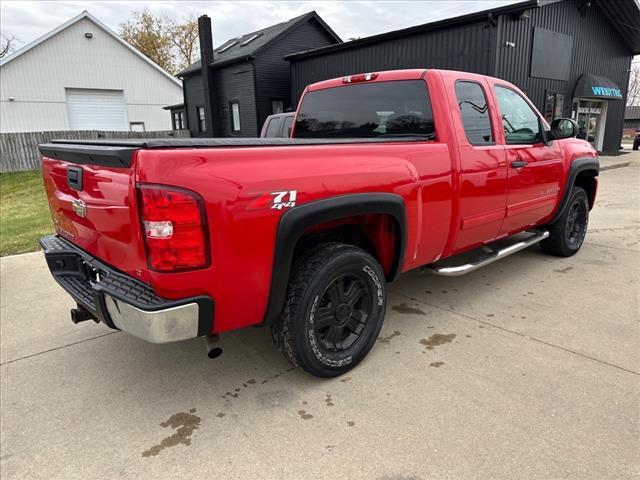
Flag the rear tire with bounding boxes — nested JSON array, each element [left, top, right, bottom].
[[272, 243, 386, 377], [541, 186, 589, 257]]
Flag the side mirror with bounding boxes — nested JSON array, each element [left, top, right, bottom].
[[549, 118, 578, 140]]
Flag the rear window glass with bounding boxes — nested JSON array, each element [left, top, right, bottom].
[[294, 80, 435, 138]]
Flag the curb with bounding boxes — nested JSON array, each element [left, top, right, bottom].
[[600, 161, 631, 172]]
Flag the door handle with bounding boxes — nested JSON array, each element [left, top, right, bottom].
[[510, 160, 528, 168]]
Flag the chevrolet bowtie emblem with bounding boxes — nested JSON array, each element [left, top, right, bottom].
[[71, 198, 87, 218]]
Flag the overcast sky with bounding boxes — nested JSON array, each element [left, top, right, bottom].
[[2, 0, 518, 50]]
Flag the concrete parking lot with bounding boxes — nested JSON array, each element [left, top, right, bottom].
[[1, 155, 639, 480]]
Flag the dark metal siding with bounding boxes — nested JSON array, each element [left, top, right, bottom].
[[211, 63, 257, 137], [494, 0, 633, 153], [254, 18, 338, 133], [291, 19, 498, 102], [183, 74, 206, 137]]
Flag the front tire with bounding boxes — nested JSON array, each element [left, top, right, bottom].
[[272, 243, 386, 377], [541, 186, 589, 257]]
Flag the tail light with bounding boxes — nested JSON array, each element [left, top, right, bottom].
[[138, 184, 210, 272]]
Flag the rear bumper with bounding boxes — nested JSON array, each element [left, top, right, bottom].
[[40, 235, 214, 343]]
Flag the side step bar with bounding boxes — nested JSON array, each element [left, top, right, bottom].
[[423, 230, 549, 277]]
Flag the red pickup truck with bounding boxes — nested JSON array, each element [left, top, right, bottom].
[[39, 69, 598, 377]]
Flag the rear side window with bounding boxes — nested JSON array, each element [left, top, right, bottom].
[[294, 80, 435, 138], [455, 81, 493, 145], [265, 117, 283, 138]]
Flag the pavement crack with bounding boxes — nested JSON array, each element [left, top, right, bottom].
[[0, 331, 119, 366], [389, 290, 640, 377], [583, 242, 639, 253]]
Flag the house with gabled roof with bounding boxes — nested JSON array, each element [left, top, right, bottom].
[[174, 12, 340, 137], [0, 11, 183, 133]]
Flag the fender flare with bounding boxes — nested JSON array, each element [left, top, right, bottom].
[[262, 193, 407, 326], [550, 157, 599, 224]]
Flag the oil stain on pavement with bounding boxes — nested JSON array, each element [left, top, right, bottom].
[[419, 333, 456, 350], [378, 330, 401, 344], [392, 303, 426, 315], [298, 410, 313, 420], [142, 408, 201, 458]]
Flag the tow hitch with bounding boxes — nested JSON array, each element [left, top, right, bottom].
[[70, 304, 98, 324]]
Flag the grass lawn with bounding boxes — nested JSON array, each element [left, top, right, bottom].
[[0, 170, 52, 256]]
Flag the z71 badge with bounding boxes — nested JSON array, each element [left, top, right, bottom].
[[270, 190, 297, 210], [249, 190, 298, 210]]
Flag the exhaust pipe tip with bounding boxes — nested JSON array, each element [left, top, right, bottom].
[[208, 347, 223, 359], [204, 334, 223, 359]]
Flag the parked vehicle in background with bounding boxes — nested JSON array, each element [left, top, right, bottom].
[[260, 112, 296, 138], [38, 69, 598, 377], [633, 129, 640, 150]]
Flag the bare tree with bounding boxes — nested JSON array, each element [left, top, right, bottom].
[[171, 16, 199, 73], [119, 10, 200, 75], [1, 33, 16, 59], [627, 65, 640, 107]]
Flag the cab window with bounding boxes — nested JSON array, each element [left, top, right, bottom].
[[294, 80, 435, 138], [495, 86, 542, 144], [455, 81, 493, 145]]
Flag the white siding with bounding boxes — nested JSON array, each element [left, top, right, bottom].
[[0, 17, 182, 133]]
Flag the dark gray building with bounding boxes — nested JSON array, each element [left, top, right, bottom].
[[625, 105, 640, 130], [287, 0, 639, 154], [177, 12, 340, 137]]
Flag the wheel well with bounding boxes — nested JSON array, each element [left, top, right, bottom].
[[574, 169, 597, 209], [294, 214, 400, 280]]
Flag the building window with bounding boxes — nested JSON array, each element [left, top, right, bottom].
[[271, 99, 285, 115], [455, 81, 493, 145], [197, 106, 206, 132], [173, 111, 185, 130], [544, 92, 565, 122], [130, 122, 145, 132], [230, 101, 241, 132]]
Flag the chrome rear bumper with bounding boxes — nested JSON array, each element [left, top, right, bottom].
[[41, 235, 214, 344]]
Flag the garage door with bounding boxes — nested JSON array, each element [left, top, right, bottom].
[[66, 89, 128, 131]]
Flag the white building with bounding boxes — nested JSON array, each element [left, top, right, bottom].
[[0, 11, 183, 133]]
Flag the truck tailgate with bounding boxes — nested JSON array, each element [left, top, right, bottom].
[[40, 144, 148, 280]]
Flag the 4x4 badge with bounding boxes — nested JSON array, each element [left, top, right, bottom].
[[271, 190, 297, 210]]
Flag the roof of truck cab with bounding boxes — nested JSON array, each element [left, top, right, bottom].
[[305, 69, 429, 92]]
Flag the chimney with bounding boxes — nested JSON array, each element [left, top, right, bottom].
[[198, 15, 216, 137]]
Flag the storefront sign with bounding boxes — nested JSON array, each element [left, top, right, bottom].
[[578, 107, 602, 115], [591, 86, 622, 98]]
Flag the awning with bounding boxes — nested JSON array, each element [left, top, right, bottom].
[[574, 74, 623, 100], [162, 103, 185, 111]]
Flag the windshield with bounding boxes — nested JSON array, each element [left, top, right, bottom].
[[294, 80, 435, 139]]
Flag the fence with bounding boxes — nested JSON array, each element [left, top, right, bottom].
[[0, 130, 191, 173]]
